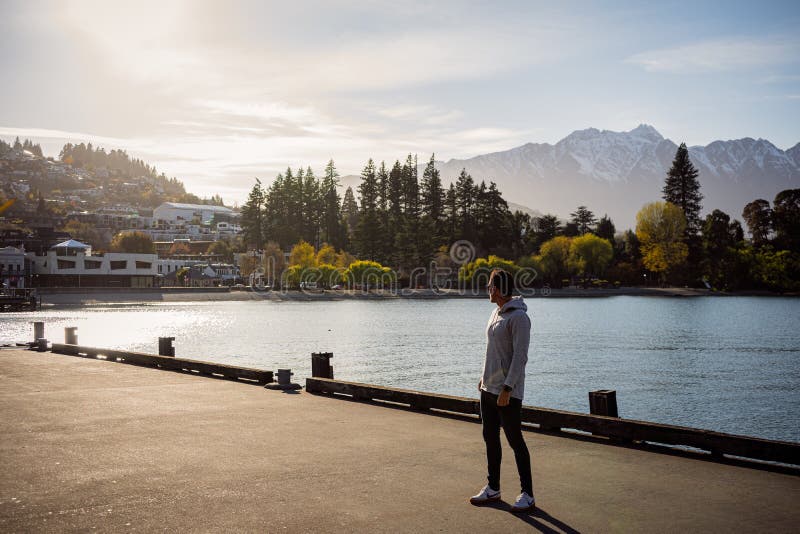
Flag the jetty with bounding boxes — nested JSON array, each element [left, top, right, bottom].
[[1, 348, 798, 533], [0, 288, 38, 311]]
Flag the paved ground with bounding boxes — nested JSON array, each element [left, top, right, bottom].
[[0, 349, 798, 533]]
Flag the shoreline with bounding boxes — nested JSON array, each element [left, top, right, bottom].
[[31, 286, 797, 306]]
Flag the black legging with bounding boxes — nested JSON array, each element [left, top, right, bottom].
[[480, 390, 533, 495]]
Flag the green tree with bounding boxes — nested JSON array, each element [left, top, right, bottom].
[[663, 142, 703, 235], [420, 154, 445, 228], [320, 160, 345, 249], [110, 231, 155, 254], [345, 260, 395, 289], [569, 234, 613, 278], [459, 256, 519, 286], [595, 215, 616, 242], [636, 202, 688, 283], [355, 159, 383, 260], [529, 214, 561, 253], [570, 206, 597, 235], [772, 189, 800, 251], [701, 209, 745, 289], [742, 199, 772, 247], [455, 168, 476, 242], [535, 236, 574, 286], [342, 186, 359, 237], [240, 179, 266, 250]]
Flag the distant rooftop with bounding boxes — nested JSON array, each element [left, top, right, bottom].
[[158, 202, 233, 213], [52, 239, 91, 249]]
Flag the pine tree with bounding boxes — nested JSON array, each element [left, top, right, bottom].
[[444, 183, 458, 244], [302, 166, 320, 245], [596, 215, 616, 242], [570, 206, 597, 235], [240, 179, 266, 250], [342, 186, 359, 238], [663, 143, 703, 235], [455, 168, 476, 242], [320, 160, 344, 249], [420, 154, 445, 224], [355, 159, 382, 260]]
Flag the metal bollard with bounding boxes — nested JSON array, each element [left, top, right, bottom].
[[277, 369, 293, 385], [33, 322, 44, 343], [65, 327, 78, 346], [311, 352, 334, 379], [589, 389, 619, 418], [158, 337, 176, 357], [266, 368, 301, 391]]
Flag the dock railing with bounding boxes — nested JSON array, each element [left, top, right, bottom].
[[305, 377, 800, 467], [50, 343, 273, 384]]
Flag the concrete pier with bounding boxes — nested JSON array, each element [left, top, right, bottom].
[[1, 349, 798, 533]]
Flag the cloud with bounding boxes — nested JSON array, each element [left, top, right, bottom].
[[626, 37, 800, 73], [377, 105, 463, 126]]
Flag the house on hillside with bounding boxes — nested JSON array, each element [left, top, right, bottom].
[[153, 202, 235, 224]]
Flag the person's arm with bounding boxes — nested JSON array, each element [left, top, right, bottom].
[[503, 313, 530, 393]]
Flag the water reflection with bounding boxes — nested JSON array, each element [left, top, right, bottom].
[[1, 296, 798, 441]]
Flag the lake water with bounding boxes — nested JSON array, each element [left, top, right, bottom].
[[2, 296, 798, 443]]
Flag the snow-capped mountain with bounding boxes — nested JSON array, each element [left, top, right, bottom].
[[434, 125, 799, 230]]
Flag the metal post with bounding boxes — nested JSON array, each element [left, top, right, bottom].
[[266, 369, 301, 391], [65, 327, 78, 346], [589, 389, 619, 418], [158, 337, 176, 357], [33, 322, 44, 342], [311, 352, 334, 379]]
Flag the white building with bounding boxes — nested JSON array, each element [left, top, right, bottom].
[[0, 246, 28, 288], [153, 202, 235, 224], [30, 240, 157, 288]]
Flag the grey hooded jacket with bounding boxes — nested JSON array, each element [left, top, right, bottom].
[[480, 296, 531, 401]]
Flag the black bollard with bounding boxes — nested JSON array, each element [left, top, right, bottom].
[[158, 337, 176, 357], [589, 389, 619, 418], [265, 368, 301, 390], [311, 352, 334, 379]]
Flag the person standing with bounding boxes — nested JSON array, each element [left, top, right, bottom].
[[469, 268, 534, 512]]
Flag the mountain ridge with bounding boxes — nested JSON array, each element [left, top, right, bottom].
[[433, 125, 799, 229]]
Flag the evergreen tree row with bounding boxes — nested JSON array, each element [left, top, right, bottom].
[[59, 142, 159, 179], [240, 160, 348, 252], [240, 154, 540, 272], [1, 137, 44, 157]]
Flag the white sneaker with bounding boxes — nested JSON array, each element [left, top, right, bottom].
[[469, 484, 501, 505], [511, 492, 535, 512]]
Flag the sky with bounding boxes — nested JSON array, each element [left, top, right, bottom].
[[1, 0, 798, 205]]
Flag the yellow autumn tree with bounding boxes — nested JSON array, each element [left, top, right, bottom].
[[288, 240, 317, 268], [636, 201, 688, 283], [316, 243, 337, 265]]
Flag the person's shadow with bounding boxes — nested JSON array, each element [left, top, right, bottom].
[[482, 501, 581, 533]]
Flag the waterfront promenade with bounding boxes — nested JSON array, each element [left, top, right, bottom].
[[1, 349, 798, 533]]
